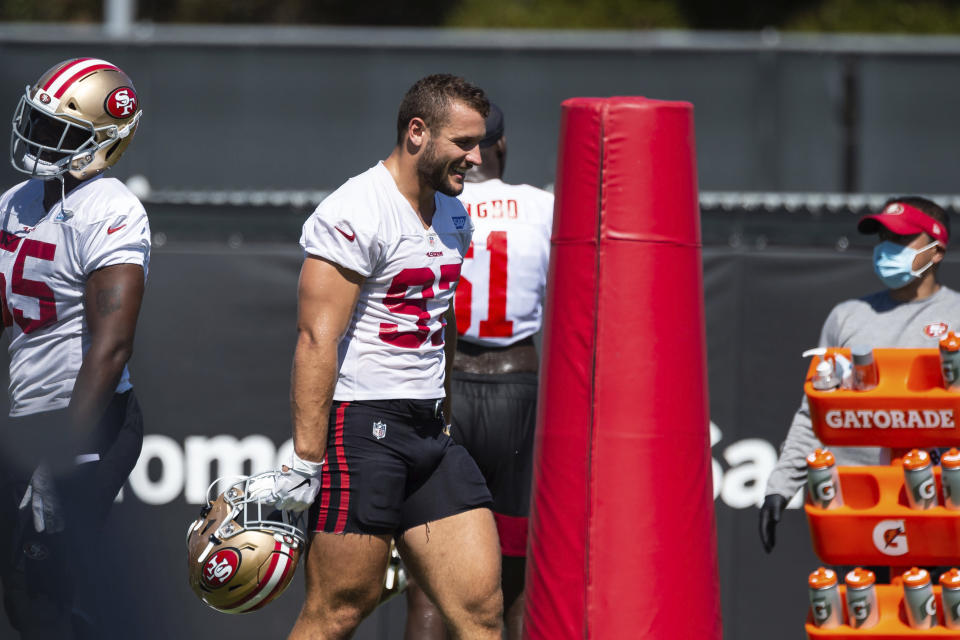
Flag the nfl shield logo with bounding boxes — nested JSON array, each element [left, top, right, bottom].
[[372, 420, 387, 440]]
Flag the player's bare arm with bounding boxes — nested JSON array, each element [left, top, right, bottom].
[[291, 254, 363, 461], [69, 263, 145, 446]]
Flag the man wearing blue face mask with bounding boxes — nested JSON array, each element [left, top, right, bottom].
[[759, 196, 960, 553]]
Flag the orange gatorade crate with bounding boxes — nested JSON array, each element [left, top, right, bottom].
[[806, 348, 960, 448], [806, 466, 960, 566], [806, 585, 960, 638]]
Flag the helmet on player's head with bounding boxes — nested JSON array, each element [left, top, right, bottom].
[[186, 474, 305, 614], [10, 57, 142, 180]]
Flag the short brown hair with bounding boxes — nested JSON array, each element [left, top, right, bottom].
[[396, 74, 490, 145]]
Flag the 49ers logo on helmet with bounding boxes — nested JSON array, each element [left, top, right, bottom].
[[201, 548, 241, 589], [104, 86, 137, 119]]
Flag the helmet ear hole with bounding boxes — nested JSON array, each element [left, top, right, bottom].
[[67, 100, 78, 110]]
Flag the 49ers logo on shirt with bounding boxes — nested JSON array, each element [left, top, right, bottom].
[[104, 86, 137, 118], [201, 548, 241, 588], [925, 323, 949, 338]]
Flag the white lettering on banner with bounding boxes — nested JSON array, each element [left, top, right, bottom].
[[125, 434, 294, 505], [128, 435, 184, 505], [184, 435, 275, 503], [825, 409, 955, 429], [123, 426, 775, 510], [710, 422, 778, 509]]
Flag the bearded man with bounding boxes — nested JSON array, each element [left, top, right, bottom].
[[253, 74, 504, 640]]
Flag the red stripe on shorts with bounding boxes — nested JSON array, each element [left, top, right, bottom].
[[314, 462, 332, 532], [494, 512, 529, 557], [333, 402, 350, 533]]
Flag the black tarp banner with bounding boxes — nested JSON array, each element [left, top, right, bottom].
[[4, 242, 959, 639]]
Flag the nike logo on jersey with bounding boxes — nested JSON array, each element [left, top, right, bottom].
[[107, 224, 126, 235], [334, 226, 355, 242]]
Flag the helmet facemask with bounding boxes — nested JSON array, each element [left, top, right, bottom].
[[11, 91, 140, 180], [187, 475, 307, 562], [9, 58, 142, 181]]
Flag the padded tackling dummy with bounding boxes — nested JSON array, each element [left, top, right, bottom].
[[524, 97, 721, 639]]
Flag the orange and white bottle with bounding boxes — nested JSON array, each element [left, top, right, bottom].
[[808, 567, 842, 628], [940, 568, 960, 629], [806, 449, 843, 509], [845, 568, 879, 629], [903, 449, 938, 510], [902, 567, 937, 629]]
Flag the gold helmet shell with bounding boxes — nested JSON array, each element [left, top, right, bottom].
[[10, 57, 142, 180], [186, 475, 305, 614]]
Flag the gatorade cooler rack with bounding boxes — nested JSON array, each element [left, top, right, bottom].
[[803, 348, 960, 638], [806, 348, 960, 449], [806, 585, 960, 638]]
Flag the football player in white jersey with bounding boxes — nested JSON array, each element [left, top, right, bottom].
[[404, 104, 554, 640], [0, 59, 148, 639], [252, 75, 503, 639]]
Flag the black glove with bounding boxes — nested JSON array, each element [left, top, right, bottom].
[[759, 494, 787, 553]]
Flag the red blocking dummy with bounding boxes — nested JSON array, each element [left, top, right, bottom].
[[524, 97, 721, 639]]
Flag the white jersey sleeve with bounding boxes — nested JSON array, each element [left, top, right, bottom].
[[300, 196, 381, 277], [456, 179, 553, 346], [79, 206, 150, 276]]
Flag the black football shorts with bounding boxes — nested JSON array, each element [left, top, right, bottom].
[[310, 398, 492, 536], [449, 371, 538, 556]]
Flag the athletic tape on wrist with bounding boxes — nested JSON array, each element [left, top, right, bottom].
[[291, 451, 324, 477]]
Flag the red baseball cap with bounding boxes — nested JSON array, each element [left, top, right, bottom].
[[858, 201, 949, 246]]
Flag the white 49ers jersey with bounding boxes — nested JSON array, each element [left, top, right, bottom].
[[300, 162, 473, 401], [0, 175, 150, 416], [456, 179, 553, 346]]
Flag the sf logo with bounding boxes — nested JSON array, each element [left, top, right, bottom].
[[112, 90, 133, 116], [106, 87, 137, 118], [205, 555, 234, 585]]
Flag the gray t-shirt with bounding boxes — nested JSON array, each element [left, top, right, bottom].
[[764, 285, 960, 500]]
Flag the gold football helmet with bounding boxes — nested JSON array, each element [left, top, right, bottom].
[[10, 57, 142, 180], [186, 474, 305, 614]]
